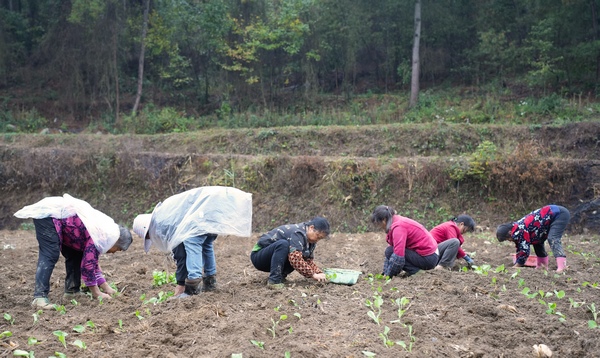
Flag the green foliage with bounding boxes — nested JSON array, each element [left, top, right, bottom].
[[448, 140, 497, 182], [152, 270, 176, 287], [123, 106, 196, 134]]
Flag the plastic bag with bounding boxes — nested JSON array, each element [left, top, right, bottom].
[[148, 186, 252, 252], [14, 194, 120, 254]]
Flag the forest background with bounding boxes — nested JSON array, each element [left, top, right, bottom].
[[1, 0, 600, 233]]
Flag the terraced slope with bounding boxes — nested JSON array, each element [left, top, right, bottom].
[[1, 121, 599, 232]]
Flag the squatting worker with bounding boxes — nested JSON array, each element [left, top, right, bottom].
[[133, 186, 252, 298], [370, 205, 440, 277], [251, 217, 330, 289], [496, 205, 570, 273], [14, 194, 132, 310], [430, 215, 477, 270]]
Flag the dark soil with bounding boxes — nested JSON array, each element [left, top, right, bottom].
[[1, 228, 599, 357]]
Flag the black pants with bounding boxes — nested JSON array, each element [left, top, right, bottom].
[[33, 218, 82, 298], [250, 240, 294, 284]]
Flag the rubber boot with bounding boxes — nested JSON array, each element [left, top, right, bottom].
[[556, 257, 567, 273], [535, 256, 549, 270], [203, 275, 217, 292], [184, 278, 202, 295]]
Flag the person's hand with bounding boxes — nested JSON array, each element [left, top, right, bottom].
[[99, 282, 117, 295], [89, 285, 113, 300], [463, 255, 474, 268], [313, 273, 327, 282], [96, 292, 112, 300]]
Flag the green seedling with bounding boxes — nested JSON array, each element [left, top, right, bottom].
[[53, 330, 68, 348], [27, 337, 40, 345], [397, 324, 416, 352], [544, 302, 566, 322], [521, 287, 536, 299], [73, 325, 85, 333], [569, 298, 585, 308], [71, 299, 79, 306], [231, 354, 243, 358], [362, 352, 376, 357], [510, 269, 520, 279], [152, 270, 176, 287], [285, 352, 291, 358], [54, 352, 66, 358], [135, 310, 144, 320], [588, 303, 598, 329], [366, 295, 383, 325], [554, 290, 565, 299], [250, 340, 265, 349], [390, 297, 410, 324], [267, 314, 288, 338], [379, 325, 400, 348], [3, 313, 14, 325], [0, 331, 12, 339], [143, 291, 174, 305], [118, 319, 123, 329], [472, 264, 491, 276], [517, 278, 526, 287], [31, 310, 42, 324], [86, 320, 96, 332], [12, 350, 35, 358], [72, 339, 87, 350], [325, 272, 337, 281], [494, 264, 506, 273], [293, 312, 301, 319], [54, 305, 66, 314]]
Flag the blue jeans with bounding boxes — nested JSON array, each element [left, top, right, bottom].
[[172, 234, 217, 286], [250, 240, 294, 284]]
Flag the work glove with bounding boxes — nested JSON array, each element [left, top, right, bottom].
[[383, 253, 405, 277], [463, 255, 474, 268]]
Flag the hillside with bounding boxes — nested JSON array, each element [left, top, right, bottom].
[[1, 121, 599, 233]]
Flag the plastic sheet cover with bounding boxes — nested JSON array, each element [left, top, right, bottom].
[[14, 194, 120, 254], [148, 186, 252, 252]]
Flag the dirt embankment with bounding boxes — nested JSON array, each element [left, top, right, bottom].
[[1, 122, 600, 233]]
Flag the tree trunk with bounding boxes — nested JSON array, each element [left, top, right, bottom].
[[132, 0, 150, 116], [409, 0, 421, 108], [113, 4, 120, 125], [591, 0, 599, 83]]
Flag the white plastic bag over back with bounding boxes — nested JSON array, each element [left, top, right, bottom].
[[148, 186, 252, 252], [14, 194, 120, 254]]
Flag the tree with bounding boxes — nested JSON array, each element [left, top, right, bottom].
[[132, 0, 150, 116], [409, 0, 421, 108]]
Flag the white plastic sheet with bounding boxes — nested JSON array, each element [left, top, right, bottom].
[[14, 194, 120, 254], [147, 186, 252, 252]]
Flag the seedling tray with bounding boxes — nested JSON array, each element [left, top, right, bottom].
[[511, 254, 537, 267], [324, 268, 362, 285]]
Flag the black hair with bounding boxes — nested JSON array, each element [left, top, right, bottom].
[[116, 225, 133, 251], [496, 223, 513, 242], [454, 214, 476, 232], [370, 205, 396, 233], [307, 217, 330, 236]]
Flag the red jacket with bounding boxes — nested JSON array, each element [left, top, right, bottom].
[[386, 215, 438, 257], [430, 221, 466, 259]]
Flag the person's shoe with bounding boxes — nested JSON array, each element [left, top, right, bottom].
[[32, 297, 56, 310], [267, 281, 285, 290], [184, 278, 202, 295], [203, 275, 217, 292]]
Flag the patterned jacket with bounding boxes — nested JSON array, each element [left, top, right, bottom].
[[254, 223, 323, 278], [511, 205, 560, 265]]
